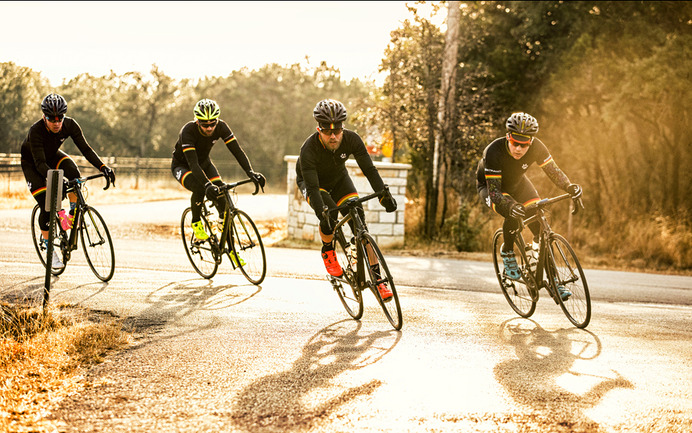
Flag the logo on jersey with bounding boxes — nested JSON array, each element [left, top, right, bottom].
[[522, 163, 529, 170], [175, 169, 182, 180], [340, 153, 347, 159], [59, 138, 66, 143], [485, 196, 491, 208]]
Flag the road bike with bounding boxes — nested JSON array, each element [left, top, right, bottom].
[[180, 178, 266, 285], [31, 173, 115, 282], [324, 186, 402, 330], [492, 193, 591, 328]]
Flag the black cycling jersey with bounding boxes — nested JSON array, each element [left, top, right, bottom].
[[477, 136, 552, 188], [20, 117, 105, 177], [476, 136, 570, 217], [171, 120, 252, 184], [296, 129, 385, 215]]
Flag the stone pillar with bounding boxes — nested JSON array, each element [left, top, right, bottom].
[[284, 156, 411, 248]]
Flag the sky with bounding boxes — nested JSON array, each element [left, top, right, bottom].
[[0, 1, 438, 86]]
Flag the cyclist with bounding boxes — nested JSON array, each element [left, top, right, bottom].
[[171, 99, 266, 253], [296, 99, 397, 300], [20, 93, 116, 270], [476, 112, 582, 300]]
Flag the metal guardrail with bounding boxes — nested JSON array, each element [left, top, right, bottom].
[[0, 154, 271, 184]]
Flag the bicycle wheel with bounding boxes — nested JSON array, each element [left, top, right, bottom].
[[31, 204, 66, 276], [79, 206, 115, 282], [359, 232, 402, 330], [546, 234, 591, 328], [181, 207, 218, 279], [228, 209, 266, 285], [332, 227, 364, 320], [492, 229, 537, 318]]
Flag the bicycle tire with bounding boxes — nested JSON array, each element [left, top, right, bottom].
[[332, 227, 364, 320], [181, 207, 219, 279], [546, 234, 591, 328], [359, 232, 402, 330], [492, 229, 537, 318], [228, 209, 266, 285], [79, 206, 115, 282], [31, 204, 66, 276]]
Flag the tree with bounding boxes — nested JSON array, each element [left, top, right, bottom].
[[429, 1, 461, 237], [0, 63, 47, 153]]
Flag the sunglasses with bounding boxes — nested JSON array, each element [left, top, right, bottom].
[[508, 132, 533, 147], [45, 114, 65, 123], [319, 127, 343, 136], [199, 120, 218, 128]]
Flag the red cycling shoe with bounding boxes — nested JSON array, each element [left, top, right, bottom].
[[322, 249, 343, 277], [377, 282, 393, 301]]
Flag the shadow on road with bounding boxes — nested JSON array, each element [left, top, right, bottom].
[[1, 275, 110, 311], [142, 278, 262, 319], [494, 318, 633, 431], [229, 319, 401, 432]]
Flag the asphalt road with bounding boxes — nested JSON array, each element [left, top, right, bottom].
[[1, 199, 691, 432]]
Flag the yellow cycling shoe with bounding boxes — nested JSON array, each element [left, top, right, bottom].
[[191, 220, 209, 240], [229, 251, 246, 267]]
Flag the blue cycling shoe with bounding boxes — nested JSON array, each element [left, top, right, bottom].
[[556, 282, 572, 301], [501, 249, 522, 280]]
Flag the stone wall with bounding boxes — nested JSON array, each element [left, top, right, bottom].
[[284, 156, 411, 248]]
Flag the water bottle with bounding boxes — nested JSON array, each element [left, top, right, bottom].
[[526, 241, 539, 272], [349, 244, 358, 269], [57, 209, 72, 230]]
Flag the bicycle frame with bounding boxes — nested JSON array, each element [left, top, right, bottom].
[[60, 173, 110, 260], [202, 178, 259, 267], [515, 194, 580, 299], [329, 189, 382, 289]]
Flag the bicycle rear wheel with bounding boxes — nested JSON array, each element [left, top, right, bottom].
[[31, 204, 66, 276], [492, 229, 537, 318], [79, 206, 115, 282], [360, 232, 402, 330], [546, 234, 591, 328], [181, 207, 218, 279], [332, 227, 363, 320], [229, 209, 266, 285]]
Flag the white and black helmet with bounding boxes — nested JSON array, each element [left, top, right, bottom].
[[506, 112, 539, 135]]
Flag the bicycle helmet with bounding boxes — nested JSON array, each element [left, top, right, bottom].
[[193, 99, 220, 121], [506, 112, 539, 136], [41, 93, 67, 117], [313, 99, 347, 129]]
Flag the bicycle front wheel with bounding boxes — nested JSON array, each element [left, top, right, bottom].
[[31, 204, 66, 276], [360, 232, 402, 330], [181, 207, 218, 279], [492, 229, 537, 318], [229, 209, 266, 285], [546, 234, 591, 328], [332, 227, 363, 320], [79, 206, 115, 282]]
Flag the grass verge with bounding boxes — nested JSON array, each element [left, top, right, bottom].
[[0, 303, 131, 432]]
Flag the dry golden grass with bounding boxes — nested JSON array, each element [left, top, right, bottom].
[[0, 304, 131, 432]]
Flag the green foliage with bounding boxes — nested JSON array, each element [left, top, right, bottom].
[[0, 63, 48, 153], [0, 61, 367, 186]]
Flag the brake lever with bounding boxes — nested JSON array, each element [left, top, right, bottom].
[[571, 197, 584, 215]]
